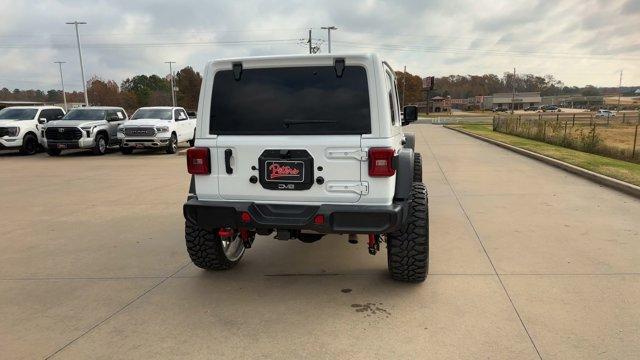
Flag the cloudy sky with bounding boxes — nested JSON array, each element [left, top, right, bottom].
[[1, 0, 638, 91]]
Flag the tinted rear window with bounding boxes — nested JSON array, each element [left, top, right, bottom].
[[210, 66, 371, 135]]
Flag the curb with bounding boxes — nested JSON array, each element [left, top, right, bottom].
[[444, 125, 640, 199]]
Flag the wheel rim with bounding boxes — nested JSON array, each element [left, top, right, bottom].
[[25, 138, 36, 153], [99, 138, 106, 153], [171, 136, 177, 151], [221, 233, 244, 261]]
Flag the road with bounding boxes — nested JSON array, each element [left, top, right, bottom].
[[1, 124, 639, 359]]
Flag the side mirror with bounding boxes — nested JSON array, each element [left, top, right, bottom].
[[401, 105, 418, 125], [109, 115, 120, 122], [38, 117, 47, 124]]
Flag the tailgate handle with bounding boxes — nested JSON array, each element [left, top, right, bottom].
[[224, 149, 233, 174]]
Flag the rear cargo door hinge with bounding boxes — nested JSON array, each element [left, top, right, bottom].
[[326, 181, 369, 195], [325, 148, 368, 161]]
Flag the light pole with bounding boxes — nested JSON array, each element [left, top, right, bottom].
[[54, 61, 67, 111], [66, 21, 88, 106], [321, 26, 337, 53], [165, 61, 177, 107]]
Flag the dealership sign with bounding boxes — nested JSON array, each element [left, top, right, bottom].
[[422, 76, 434, 90]]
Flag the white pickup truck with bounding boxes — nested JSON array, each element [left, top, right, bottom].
[[0, 106, 65, 155], [118, 106, 196, 154]]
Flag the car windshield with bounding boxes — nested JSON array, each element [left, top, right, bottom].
[[62, 109, 106, 120], [0, 108, 38, 120], [131, 109, 172, 120], [210, 65, 371, 135]]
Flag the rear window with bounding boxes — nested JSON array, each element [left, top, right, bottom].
[[210, 65, 371, 135]]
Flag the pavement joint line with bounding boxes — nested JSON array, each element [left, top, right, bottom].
[[44, 261, 191, 359], [418, 126, 544, 360]]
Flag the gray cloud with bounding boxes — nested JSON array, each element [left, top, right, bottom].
[[0, 0, 638, 91]]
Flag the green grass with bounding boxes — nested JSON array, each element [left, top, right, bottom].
[[452, 124, 640, 187]]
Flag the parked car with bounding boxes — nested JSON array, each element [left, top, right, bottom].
[[492, 107, 508, 112], [524, 106, 540, 111], [117, 106, 195, 154], [542, 105, 561, 112], [595, 109, 616, 118], [183, 54, 429, 282], [44, 106, 128, 156], [0, 106, 65, 155]]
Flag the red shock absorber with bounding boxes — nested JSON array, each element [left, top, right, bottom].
[[368, 234, 380, 255]]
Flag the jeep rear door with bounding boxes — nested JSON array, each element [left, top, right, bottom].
[[212, 65, 371, 204]]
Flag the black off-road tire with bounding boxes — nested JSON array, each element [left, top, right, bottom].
[[47, 148, 62, 156], [185, 220, 243, 270], [166, 133, 178, 154], [93, 133, 107, 155], [413, 152, 423, 182], [120, 147, 133, 155], [387, 182, 429, 282], [19, 133, 38, 155]]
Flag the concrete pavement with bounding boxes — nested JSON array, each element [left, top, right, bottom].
[[1, 125, 638, 359]]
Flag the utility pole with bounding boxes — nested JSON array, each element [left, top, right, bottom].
[[402, 65, 407, 107], [54, 61, 67, 111], [617, 69, 623, 112], [321, 26, 337, 53], [511, 67, 516, 114], [165, 61, 177, 107], [66, 21, 88, 106], [307, 29, 312, 54]]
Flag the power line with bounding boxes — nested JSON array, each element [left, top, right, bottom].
[[0, 39, 300, 49], [332, 40, 640, 61]]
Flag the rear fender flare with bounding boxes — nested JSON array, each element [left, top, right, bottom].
[[393, 148, 414, 202], [403, 132, 415, 150]]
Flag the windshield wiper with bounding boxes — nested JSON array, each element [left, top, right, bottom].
[[283, 119, 337, 126]]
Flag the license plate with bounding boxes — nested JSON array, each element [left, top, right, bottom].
[[265, 160, 304, 183], [135, 144, 145, 148], [57, 144, 67, 149]]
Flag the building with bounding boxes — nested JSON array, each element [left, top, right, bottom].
[[429, 96, 451, 113], [542, 95, 603, 109], [484, 92, 542, 110], [0, 100, 53, 110]]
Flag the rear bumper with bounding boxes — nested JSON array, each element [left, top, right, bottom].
[[183, 197, 405, 234]]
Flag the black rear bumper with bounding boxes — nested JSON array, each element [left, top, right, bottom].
[[183, 197, 405, 234]]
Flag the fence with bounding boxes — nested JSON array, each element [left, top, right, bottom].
[[493, 112, 640, 164]]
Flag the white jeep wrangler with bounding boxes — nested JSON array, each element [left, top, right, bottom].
[[183, 54, 428, 282], [118, 106, 196, 154]]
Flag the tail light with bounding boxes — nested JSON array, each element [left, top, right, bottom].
[[368, 148, 395, 177], [187, 147, 211, 174]]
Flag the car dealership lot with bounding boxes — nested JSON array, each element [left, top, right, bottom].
[[1, 124, 639, 359]]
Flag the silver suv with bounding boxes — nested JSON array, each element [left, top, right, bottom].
[[44, 106, 128, 156]]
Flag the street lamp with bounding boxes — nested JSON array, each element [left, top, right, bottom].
[[65, 21, 88, 106], [321, 26, 337, 53], [165, 61, 177, 107], [54, 61, 67, 111]]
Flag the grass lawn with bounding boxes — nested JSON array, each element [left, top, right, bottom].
[[451, 124, 640, 187]]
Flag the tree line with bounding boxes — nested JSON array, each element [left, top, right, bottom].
[[2, 67, 635, 112], [1, 66, 202, 112], [395, 71, 636, 105]]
